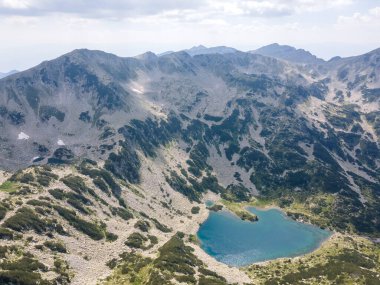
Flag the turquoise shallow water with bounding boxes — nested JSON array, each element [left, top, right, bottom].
[[197, 207, 331, 267]]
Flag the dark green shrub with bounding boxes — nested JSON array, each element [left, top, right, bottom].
[[191, 206, 200, 214], [175, 275, 197, 284], [0, 227, 17, 240], [199, 268, 227, 281], [198, 276, 227, 285], [165, 171, 201, 202], [48, 188, 66, 200], [3, 207, 53, 234], [36, 176, 51, 187], [106, 232, 118, 242], [39, 105, 65, 122], [125, 232, 147, 249], [154, 235, 200, 276], [106, 258, 118, 269], [151, 218, 171, 233], [60, 175, 90, 194], [43, 241, 67, 253], [93, 177, 109, 194], [11, 172, 35, 184], [0, 204, 7, 220], [2, 256, 47, 272], [134, 220, 150, 232], [53, 206, 104, 240], [78, 163, 123, 197], [26, 199, 52, 208], [67, 198, 90, 214], [0, 271, 51, 285], [111, 207, 133, 221], [148, 235, 158, 246], [105, 142, 141, 185]]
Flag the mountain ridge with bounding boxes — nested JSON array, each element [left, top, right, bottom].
[[0, 44, 379, 285], [0, 70, 18, 79], [250, 43, 326, 65]]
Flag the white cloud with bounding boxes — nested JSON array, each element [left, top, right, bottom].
[[0, 0, 30, 9], [0, 0, 205, 18], [0, 0, 378, 72], [0, 0, 354, 19], [208, 0, 353, 17], [3, 15, 38, 24], [369, 6, 380, 17], [337, 6, 380, 25]]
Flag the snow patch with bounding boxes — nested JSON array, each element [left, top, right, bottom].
[[57, 139, 65, 146], [129, 82, 145, 94], [131, 87, 143, 94], [18, 132, 29, 140]]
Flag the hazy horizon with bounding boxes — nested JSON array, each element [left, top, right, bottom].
[[1, 0, 380, 71]]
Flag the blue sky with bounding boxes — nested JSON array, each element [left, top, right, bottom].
[[0, 0, 379, 71]]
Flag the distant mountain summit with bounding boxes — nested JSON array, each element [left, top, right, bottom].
[[159, 45, 239, 57], [0, 70, 18, 79], [185, 45, 239, 56], [250, 43, 325, 65]]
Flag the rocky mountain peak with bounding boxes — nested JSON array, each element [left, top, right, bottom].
[[251, 43, 325, 65]]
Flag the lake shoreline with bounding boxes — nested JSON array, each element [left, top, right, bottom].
[[245, 206, 333, 267], [198, 202, 332, 267], [244, 231, 337, 268]]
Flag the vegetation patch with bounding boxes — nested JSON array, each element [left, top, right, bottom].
[[246, 233, 380, 285], [235, 210, 258, 222], [48, 188, 66, 200], [0, 227, 20, 240], [165, 171, 202, 202], [105, 233, 227, 285], [134, 220, 150, 232], [208, 204, 223, 212], [105, 141, 141, 185], [0, 202, 10, 220], [61, 175, 91, 194], [43, 240, 67, 253], [78, 162, 121, 197], [53, 205, 105, 240], [0, 181, 19, 193], [125, 232, 148, 249], [3, 207, 64, 235], [0, 247, 52, 285], [151, 218, 172, 233], [191, 206, 200, 214], [34, 167, 59, 187], [110, 207, 134, 221]]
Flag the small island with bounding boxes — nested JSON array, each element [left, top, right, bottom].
[[206, 202, 258, 222], [235, 210, 258, 222], [207, 204, 224, 212]]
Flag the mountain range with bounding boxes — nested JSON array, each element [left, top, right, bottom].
[[0, 70, 18, 79], [0, 44, 379, 284]]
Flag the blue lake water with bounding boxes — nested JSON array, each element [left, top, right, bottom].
[[197, 207, 331, 267]]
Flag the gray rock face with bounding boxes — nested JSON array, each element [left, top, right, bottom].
[[251, 43, 325, 65], [0, 46, 379, 176]]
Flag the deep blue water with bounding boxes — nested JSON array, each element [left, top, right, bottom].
[[197, 207, 331, 267]]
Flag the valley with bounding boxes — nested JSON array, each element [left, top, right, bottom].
[[0, 44, 379, 284]]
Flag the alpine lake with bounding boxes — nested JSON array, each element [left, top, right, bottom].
[[197, 206, 331, 267]]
